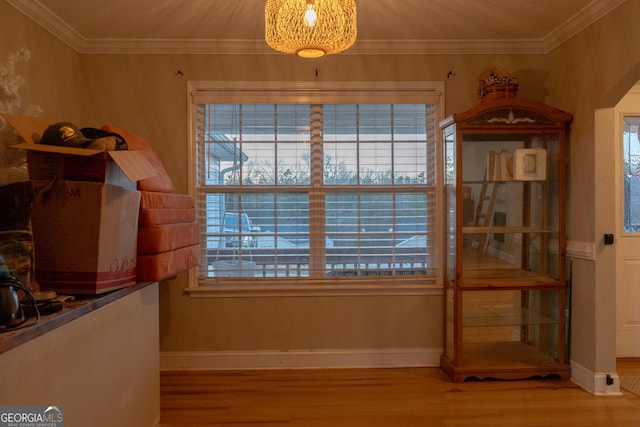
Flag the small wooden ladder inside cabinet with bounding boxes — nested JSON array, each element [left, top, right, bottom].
[[471, 181, 501, 253]]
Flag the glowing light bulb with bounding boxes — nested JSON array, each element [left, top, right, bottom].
[[304, 3, 317, 27]]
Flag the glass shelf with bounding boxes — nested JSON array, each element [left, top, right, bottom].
[[462, 226, 554, 234], [463, 304, 557, 327], [460, 232, 561, 286], [460, 289, 562, 367], [461, 341, 562, 367]]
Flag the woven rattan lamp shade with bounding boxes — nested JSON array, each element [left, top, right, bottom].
[[265, 0, 357, 58]]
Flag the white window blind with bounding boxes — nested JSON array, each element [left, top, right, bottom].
[[189, 82, 442, 288]]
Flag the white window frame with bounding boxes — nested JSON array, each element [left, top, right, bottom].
[[186, 80, 445, 297]]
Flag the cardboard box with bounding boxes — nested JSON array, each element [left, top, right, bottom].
[[2, 114, 159, 294], [3, 114, 158, 188], [25, 150, 136, 190], [31, 180, 142, 294]]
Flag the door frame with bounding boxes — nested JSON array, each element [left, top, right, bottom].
[[615, 84, 640, 358]]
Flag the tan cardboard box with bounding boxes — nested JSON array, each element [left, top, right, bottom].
[[25, 150, 136, 190], [2, 114, 159, 294], [31, 179, 141, 294], [3, 115, 158, 187]]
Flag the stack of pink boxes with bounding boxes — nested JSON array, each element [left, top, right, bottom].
[[102, 125, 199, 282]]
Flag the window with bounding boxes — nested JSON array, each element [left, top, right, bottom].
[[189, 82, 443, 291], [623, 116, 640, 232]]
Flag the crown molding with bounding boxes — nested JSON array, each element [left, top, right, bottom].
[[7, 0, 86, 52], [7, 0, 628, 56], [66, 38, 550, 56], [541, 0, 628, 52]]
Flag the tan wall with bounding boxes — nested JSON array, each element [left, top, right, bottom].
[[544, 0, 640, 375], [75, 52, 550, 194], [0, 3, 85, 121], [3, 0, 640, 373], [74, 52, 555, 357], [66, 42, 551, 358]]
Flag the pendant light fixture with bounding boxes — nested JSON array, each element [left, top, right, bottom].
[[265, 0, 357, 58]]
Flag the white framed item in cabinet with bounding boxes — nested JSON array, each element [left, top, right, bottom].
[[514, 148, 546, 181]]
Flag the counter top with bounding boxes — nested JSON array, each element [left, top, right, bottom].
[[0, 281, 155, 354]]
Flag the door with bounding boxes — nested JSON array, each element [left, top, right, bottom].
[[616, 86, 640, 357]]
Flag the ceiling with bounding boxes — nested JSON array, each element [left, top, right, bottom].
[[6, 0, 627, 55]]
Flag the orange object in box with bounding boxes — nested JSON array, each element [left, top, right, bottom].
[[101, 124, 175, 193]]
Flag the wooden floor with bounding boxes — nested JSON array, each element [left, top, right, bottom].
[[160, 359, 640, 426]]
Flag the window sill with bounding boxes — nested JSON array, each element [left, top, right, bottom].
[[185, 282, 442, 298]]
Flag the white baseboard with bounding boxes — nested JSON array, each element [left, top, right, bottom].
[[570, 360, 622, 395], [160, 347, 442, 371]]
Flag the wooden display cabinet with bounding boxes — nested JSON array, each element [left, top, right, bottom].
[[440, 98, 572, 382]]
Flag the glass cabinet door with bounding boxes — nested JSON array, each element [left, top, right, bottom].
[[461, 289, 563, 367], [460, 134, 561, 287], [442, 121, 457, 362]]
